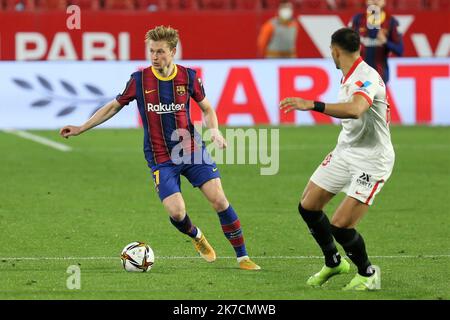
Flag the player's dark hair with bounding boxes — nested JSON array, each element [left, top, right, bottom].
[[331, 28, 360, 53]]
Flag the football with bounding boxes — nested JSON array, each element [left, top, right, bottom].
[[120, 242, 154, 272]]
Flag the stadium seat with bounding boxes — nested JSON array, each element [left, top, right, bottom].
[[395, 0, 423, 10], [3, 0, 36, 10], [36, 0, 67, 10], [343, 0, 395, 12], [292, 0, 302, 11], [261, 0, 280, 10], [233, 0, 262, 10], [136, 0, 166, 11], [384, 0, 396, 11], [68, 0, 100, 10], [199, 0, 232, 9], [299, 0, 329, 10], [103, 0, 135, 10], [439, 0, 450, 9], [426, 0, 450, 10], [337, 0, 365, 10], [337, 0, 397, 12], [165, 0, 198, 10]]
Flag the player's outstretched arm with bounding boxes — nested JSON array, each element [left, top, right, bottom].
[[279, 94, 370, 119], [197, 97, 227, 149], [60, 99, 123, 139]]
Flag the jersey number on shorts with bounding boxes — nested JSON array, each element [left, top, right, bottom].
[[153, 170, 160, 186], [321, 153, 333, 167]]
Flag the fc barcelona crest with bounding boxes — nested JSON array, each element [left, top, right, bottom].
[[176, 85, 186, 96]]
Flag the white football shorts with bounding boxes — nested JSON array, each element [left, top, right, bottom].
[[310, 148, 394, 206]]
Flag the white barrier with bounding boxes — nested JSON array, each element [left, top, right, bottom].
[[0, 58, 449, 129]]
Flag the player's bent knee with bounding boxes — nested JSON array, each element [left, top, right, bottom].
[[330, 215, 352, 228], [299, 198, 323, 212], [330, 225, 357, 245], [212, 197, 229, 212], [163, 200, 186, 220], [300, 191, 326, 212], [169, 209, 186, 221], [298, 203, 323, 223]]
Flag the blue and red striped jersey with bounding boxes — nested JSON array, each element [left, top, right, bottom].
[[116, 64, 206, 167], [350, 11, 403, 83]]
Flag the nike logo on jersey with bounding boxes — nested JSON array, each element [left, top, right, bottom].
[[145, 89, 157, 94], [212, 168, 218, 172]]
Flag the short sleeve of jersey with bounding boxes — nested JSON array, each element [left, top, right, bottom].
[[350, 74, 380, 106], [116, 76, 136, 106], [192, 76, 206, 103]]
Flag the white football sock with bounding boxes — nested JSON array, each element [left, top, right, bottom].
[[237, 255, 249, 263], [195, 228, 202, 239]]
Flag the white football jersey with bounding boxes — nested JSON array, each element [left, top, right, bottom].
[[335, 57, 394, 158]]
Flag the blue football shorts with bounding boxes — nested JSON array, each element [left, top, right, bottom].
[[149, 150, 220, 201]]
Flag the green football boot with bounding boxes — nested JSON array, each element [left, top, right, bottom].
[[306, 258, 351, 287], [342, 268, 381, 291]]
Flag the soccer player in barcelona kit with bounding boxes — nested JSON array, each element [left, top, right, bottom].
[[280, 28, 394, 290], [349, 0, 403, 83], [60, 26, 260, 271]]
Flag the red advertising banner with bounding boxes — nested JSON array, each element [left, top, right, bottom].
[[0, 59, 449, 128], [0, 10, 449, 60]]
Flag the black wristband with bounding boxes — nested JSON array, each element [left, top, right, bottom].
[[313, 101, 325, 113]]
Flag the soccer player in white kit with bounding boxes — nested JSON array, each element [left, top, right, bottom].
[[279, 28, 394, 290]]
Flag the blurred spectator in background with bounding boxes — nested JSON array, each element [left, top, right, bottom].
[[136, 0, 164, 11], [257, 0, 299, 58], [349, 0, 403, 83], [2, 0, 35, 10], [326, 0, 339, 10]]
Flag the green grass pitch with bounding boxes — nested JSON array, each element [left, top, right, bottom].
[[0, 125, 449, 300]]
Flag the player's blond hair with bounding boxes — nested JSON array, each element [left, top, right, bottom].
[[145, 26, 179, 49]]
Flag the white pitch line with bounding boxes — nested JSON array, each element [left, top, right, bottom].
[[2, 129, 72, 152], [1, 255, 449, 261]]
